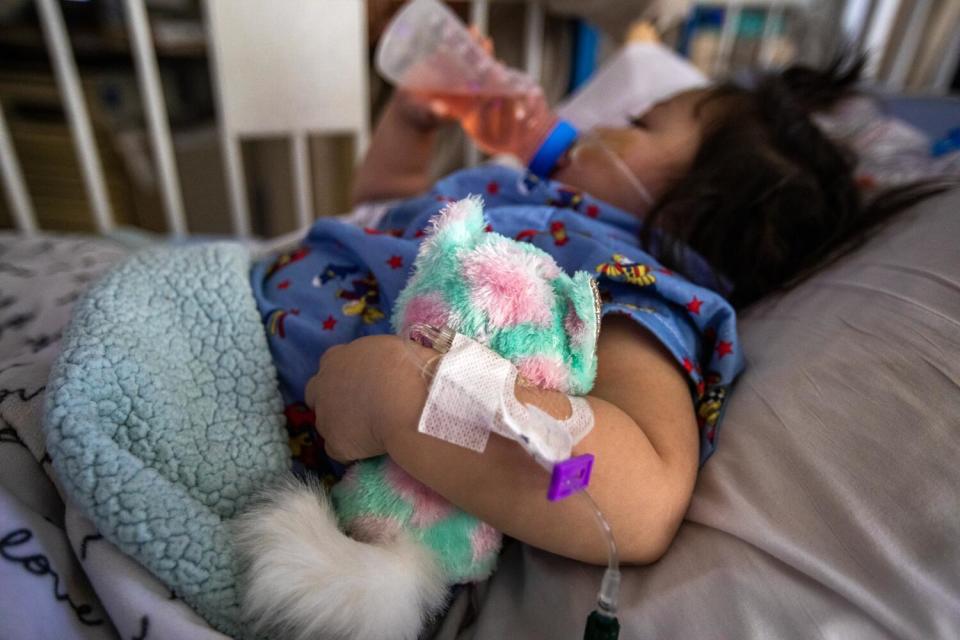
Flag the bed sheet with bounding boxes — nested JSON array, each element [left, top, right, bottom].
[[880, 94, 960, 140], [0, 233, 234, 640], [0, 220, 442, 640], [6, 196, 958, 639]]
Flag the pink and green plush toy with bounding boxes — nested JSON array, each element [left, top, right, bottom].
[[235, 196, 600, 640]]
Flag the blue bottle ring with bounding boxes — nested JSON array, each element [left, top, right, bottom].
[[528, 120, 578, 178]]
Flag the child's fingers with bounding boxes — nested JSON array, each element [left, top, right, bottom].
[[467, 24, 494, 56], [627, 20, 660, 44], [395, 88, 447, 127]]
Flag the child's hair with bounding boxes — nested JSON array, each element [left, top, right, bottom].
[[640, 53, 952, 310]]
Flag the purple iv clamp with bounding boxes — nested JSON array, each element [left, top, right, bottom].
[[548, 453, 594, 501]]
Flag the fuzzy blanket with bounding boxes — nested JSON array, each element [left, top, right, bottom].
[[43, 243, 290, 637]]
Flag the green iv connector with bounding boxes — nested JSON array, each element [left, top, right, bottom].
[[583, 609, 620, 640], [580, 489, 620, 640]]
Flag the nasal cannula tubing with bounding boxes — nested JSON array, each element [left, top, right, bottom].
[[401, 324, 621, 639], [568, 132, 654, 218]]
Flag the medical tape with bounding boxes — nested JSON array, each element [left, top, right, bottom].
[[495, 380, 594, 469], [417, 332, 595, 462]]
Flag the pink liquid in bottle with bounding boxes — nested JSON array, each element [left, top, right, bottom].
[[377, 0, 576, 176], [413, 88, 560, 164]]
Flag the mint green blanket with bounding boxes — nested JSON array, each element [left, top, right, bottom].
[[44, 243, 290, 637]]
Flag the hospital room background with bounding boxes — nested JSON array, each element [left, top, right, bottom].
[[1, 2, 959, 640], [0, 0, 957, 238]]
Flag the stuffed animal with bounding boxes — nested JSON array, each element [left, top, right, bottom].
[[234, 196, 601, 640]]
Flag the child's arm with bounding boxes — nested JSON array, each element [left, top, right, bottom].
[[308, 315, 699, 565], [352, 29, 492, 207], [350, 90, 443, 207]]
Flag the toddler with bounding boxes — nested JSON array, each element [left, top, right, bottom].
[[252, 51, 934, 564]]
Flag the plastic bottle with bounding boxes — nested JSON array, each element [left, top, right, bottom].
[[376, 0, 577, 177]]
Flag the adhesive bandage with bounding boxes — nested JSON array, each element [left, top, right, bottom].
[[416, 332, 595, 464]]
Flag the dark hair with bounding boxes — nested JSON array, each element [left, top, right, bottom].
[[640, 53, 953, 310]]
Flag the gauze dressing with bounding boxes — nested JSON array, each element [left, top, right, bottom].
[[415, 331, 594, 465]]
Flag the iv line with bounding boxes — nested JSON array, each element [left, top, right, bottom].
[[569, 133, 654, 216], [581, 488, 620, 615], [402, 324, 621, 637]]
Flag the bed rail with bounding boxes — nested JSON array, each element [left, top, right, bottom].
[[0, 0, 957, 237], [0, 0, 553, 237], [36, 0, 116, 235]]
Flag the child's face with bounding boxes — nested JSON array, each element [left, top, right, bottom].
[[552, 89, 712, 216]]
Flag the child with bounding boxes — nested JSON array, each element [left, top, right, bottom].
[[251, 53, 933, 565]]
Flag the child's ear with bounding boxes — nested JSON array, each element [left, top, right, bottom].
[[554, 271, 601, 395]]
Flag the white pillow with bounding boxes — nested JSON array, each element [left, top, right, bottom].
[[556, 42, 708, 132]]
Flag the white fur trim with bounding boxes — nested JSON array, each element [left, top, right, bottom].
[[232, 476, 449, 640]]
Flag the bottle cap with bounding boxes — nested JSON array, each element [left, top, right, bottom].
[[529, 120, 578, 178]]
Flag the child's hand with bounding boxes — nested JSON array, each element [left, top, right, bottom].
[[352, 27, 493, 204], [392, 88, 449, 132], [304, 334, 430, 463]]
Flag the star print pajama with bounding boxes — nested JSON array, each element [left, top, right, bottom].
[[251, 165, 744, 472]]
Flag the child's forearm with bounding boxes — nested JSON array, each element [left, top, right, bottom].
[[351, 94, 439, 206], [378, 346, 690, 565]]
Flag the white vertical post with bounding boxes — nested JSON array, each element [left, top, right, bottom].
[[713, 2, 741, 77], [842, 0, 876, 54], [886, 0, 932, 90], [124, 0, 187, 237], [862, 0, 902, 80], [465, 0, 489, 168], [204, 0, 249, 238], [758, 6, 785, 68], [222, 136, 251, 238], [470, 0, 490, 37], [933, 25, 960, 93], [37, 0, 114, 234], [0, 105, 37, 234], [354, 0, 371, 166], [291, 132, 312, 229], [524, 0, 545, 83]]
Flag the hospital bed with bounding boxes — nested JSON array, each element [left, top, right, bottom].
[[1, 1, 958, 638]]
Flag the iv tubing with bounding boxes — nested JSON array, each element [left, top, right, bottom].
[[581, 488, 620, 616], [401, 325, 621, 621], [568, 133, 654, 214]]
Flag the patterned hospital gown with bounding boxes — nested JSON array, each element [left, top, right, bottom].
[[251, 165, 745, 474]]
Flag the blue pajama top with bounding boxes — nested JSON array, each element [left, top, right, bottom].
[[252, 165, 744, 467]]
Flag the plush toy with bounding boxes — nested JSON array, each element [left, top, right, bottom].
[[235, 196, 601, 640]]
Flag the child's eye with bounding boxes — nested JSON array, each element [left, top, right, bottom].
[[629, 114, 650, 130]]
